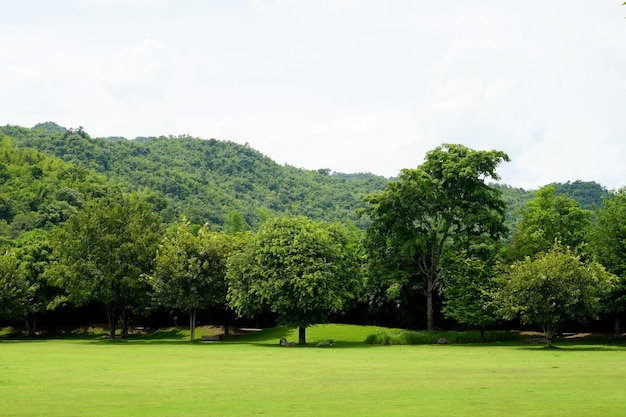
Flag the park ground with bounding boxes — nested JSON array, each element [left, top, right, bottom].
[[1, 324, 625, 417]]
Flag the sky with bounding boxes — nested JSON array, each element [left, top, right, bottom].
[[1, 1, 625, 190]]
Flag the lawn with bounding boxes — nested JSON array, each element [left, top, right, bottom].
[[1, 324, 625, 416]]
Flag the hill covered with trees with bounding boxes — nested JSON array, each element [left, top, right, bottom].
[[0, 123, 389, 230], [0, 123, 609, 235]]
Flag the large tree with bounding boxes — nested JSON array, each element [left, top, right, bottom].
[[49, 195, 162, 338], [148, 220, 239, 341], [495, 243, 616, 348], [226, 216, 361, 344], [363, 144, 509, 330], [507, 185, 592, 261]]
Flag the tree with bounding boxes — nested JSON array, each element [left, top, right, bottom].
[[0, 250, 29, 322], [226, 216, 361, 344], [49, 195, 162, 338], [507, 185, 592, 261], [441, 245, 500, 342], [0, 231, 58, 336], [148, 220, 237, 341], [495, 243, 616, 348], [363, 144, 509, 330], [13, 230, 57, 335], [588, 187, 626, 315]]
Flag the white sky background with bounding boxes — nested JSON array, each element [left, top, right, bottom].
[[1, 1, 625, 190]]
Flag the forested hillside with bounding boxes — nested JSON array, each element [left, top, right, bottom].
[[0, 123, 608, 234], [0, 123, 389, 229], [0, 135, 110, 242]]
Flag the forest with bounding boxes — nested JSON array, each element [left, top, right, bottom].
[[0, 122, 622, 345]]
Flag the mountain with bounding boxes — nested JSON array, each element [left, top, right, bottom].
[[1, 123, 609, 235], [0, 123, 389, 230]]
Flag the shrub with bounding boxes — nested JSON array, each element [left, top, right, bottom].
[[365, 330, 520, 345]]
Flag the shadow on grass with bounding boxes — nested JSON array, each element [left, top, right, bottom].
[[4, 325, 624, 351], [513, 338, 626, 352]]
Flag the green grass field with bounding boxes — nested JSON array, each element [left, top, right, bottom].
[[1, 324, 625, 416]]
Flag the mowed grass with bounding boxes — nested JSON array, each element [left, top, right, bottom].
[[1, 324, 626, 417]]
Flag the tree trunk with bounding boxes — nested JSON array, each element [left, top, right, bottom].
[[480, 326, 485, 343], [298, 326, 306, 345], [121, 308, 129, 337], [189, 308, 197, 342], [105, 302, 117, 338], [426, 287, 434, 331], [24, 316, 35, 337], [543, 325, 556, 348]]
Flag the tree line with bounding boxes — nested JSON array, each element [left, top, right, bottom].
[[0, 126, 623, 347]]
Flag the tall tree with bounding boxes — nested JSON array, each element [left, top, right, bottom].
[[507, 185, 592, 261], [148, 220, 238, 341], [495, 243, 616, 347], [49, 195, 162, 338], [363, 144, 509, 330], [226, 216, 361, 344]]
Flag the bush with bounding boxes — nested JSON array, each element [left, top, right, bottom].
[[365, 330, 521, 345]]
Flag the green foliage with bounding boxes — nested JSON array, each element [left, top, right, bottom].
[[226, 216, 362, 343], [507, 185, 592, 261], [441, 248, 501, 335], [0, 134, 109, 240], [2, 124, 388, 230], [490, 183, 534, 235], [49, 194, 162, 337], [552, 180, 608, 211], [364, 329, 520, 345], [0, 250, 29, 321], [363, 144, 509, 330], [495, 243, 616, 347], [588, 187, 626, 314], [148, 220, 240, 341]]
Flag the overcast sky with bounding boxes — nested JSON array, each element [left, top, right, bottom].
[[1, 1, 625, 190]]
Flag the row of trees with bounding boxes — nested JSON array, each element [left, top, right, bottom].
[[1, 143, 624, 346]]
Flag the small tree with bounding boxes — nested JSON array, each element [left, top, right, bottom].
[[13, 230, 58, 336], [148, 220, 236, 341], [495, 243, 616, 347], [442, 246, 500, 342], [226, 216, 361, 344]]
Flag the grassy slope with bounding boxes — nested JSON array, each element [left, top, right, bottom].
[[1, 324, 625, 416]]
